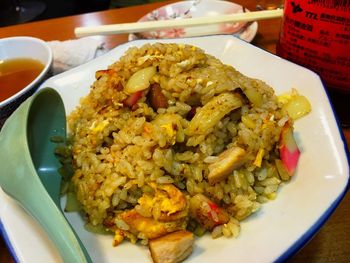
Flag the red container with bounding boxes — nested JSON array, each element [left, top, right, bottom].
[[277, 0, 350, 124]]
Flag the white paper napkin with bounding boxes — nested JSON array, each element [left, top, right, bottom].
[[48, 37, 106, 74]]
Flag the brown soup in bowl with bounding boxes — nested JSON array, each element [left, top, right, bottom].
[[0, 58, 44, 102]]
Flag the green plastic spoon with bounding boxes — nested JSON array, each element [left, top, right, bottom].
[[0, 88, 92, 263]]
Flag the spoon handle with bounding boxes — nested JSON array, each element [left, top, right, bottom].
[[21, 184, 90, 263], [0, 98, 91, 263]]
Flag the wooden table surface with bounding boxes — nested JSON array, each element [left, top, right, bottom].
[[0, 0, 349, 262]]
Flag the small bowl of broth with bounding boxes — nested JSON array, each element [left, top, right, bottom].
[[0, 37, 53, 125]]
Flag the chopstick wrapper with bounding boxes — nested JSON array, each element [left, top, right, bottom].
[[48, 37, 105, 74]]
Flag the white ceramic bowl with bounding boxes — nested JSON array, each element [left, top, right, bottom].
[[0, 37, 53, 124], [1, 35, 349, 263], [129, 0, 258, 42]]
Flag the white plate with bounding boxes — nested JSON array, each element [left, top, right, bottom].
[[128, 0, 258, 42], [1, 35, 349, 263]]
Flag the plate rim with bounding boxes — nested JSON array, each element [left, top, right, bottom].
[[0, 219, 20, 263]]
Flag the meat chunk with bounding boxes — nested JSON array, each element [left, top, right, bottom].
[[189, 194, 230, 230], [122, 90, 143, 108], [208, 146, 246, 184], [148, 83, 168, 110], [149, 230, 194, 263]]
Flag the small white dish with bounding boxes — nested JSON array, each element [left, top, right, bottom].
[[0, 37, 53, 124], [128, 0, 258, 42], [1, 35, 349, 263]]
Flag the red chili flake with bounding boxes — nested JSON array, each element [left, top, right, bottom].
[[207, 202, 221, 224]]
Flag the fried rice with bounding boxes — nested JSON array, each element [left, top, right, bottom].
[[64, 43, 295, 252]]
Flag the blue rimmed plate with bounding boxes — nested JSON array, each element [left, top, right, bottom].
[[1, 35, 349, 263]]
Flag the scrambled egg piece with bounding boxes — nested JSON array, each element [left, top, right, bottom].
[[160, 123, 176, 140], [89, 119, 109, 133], [253, 148, 265, 167], [138, 183, 188, 221], [152, 113, 185, 145], [120, 210, 169, 239], [116, 183, 189, 242]]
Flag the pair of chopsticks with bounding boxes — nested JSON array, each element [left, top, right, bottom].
[[75, 9, 283, 38]]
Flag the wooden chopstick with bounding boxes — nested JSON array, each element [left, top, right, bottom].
[[75, 9, 283, 37]]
